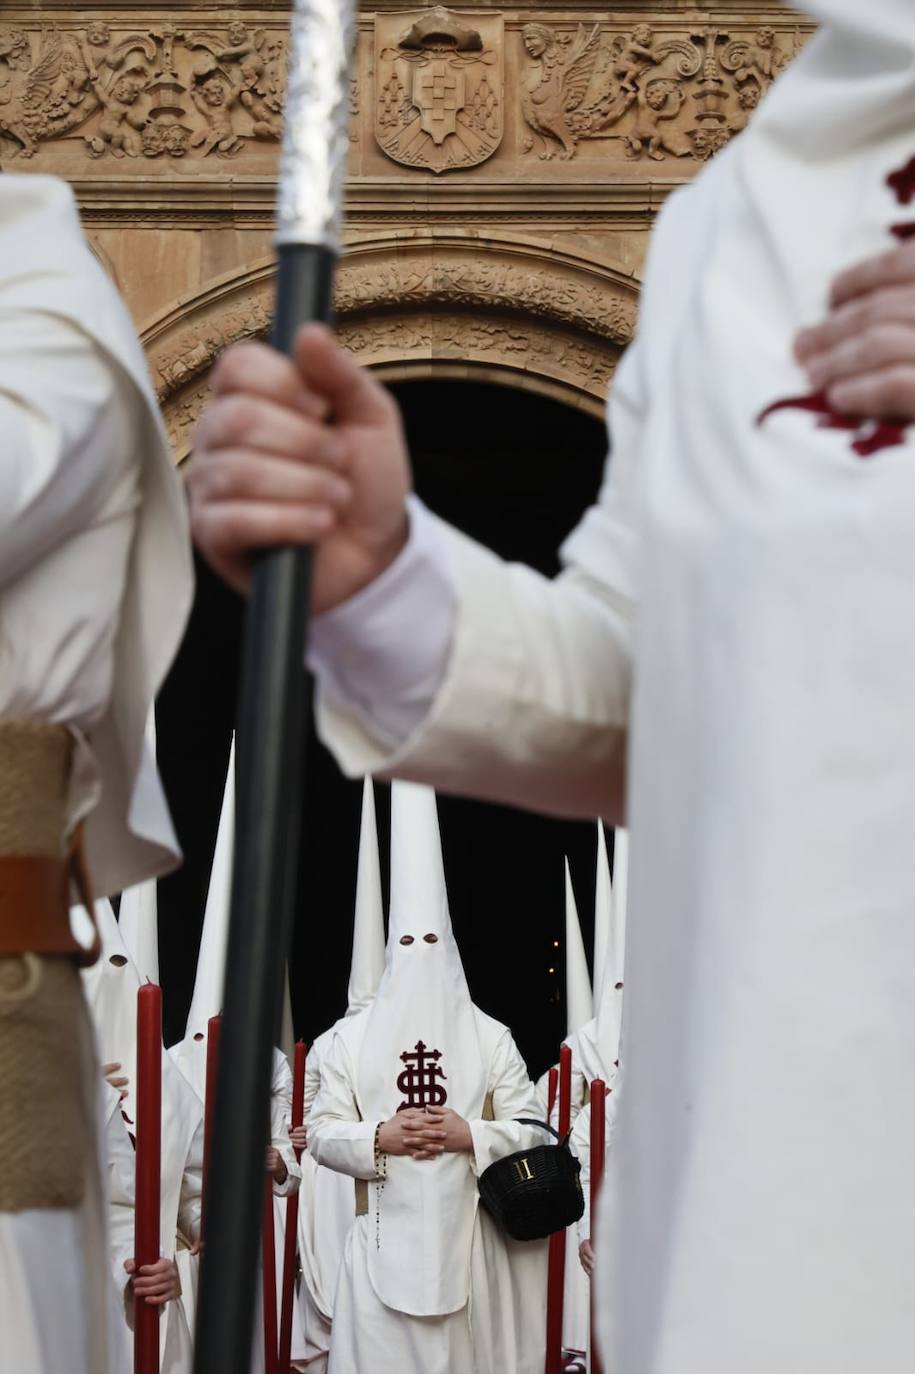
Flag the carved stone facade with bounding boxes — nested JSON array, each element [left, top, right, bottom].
[[2, 2, 811, 447]]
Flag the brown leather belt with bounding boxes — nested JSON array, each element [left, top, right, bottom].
[[0, 825, 98, 966]]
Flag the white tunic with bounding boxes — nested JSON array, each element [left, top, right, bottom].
[[309, 1007, 547, 1374], [0, 174, 191, 1374], [296, 1030, 356, 1371]]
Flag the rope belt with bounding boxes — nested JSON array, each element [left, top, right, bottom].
[[0, 719, 99, 1212]]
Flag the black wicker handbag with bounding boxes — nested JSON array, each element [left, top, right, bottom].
[[477, 1118, 584, 1242]]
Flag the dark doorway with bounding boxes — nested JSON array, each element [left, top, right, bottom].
[[156, 376, 613, 1075]]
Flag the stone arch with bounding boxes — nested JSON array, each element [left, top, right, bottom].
[[140, 229, 639, 461]]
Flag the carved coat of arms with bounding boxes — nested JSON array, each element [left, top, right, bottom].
[[375, 7, 503, 174]]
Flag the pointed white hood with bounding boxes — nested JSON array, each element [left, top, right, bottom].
[[118, 881, 159, 985], [593, 824, 612, 1006], [573, 829, 627, 1084], [643, 0, 915, 502], [359, 781, 484, 1119], [81, 898, 142, 1124], [169, 737, 235, 1100], [118, 710, 160, 983], [185, 736, 235, 1042], [346, 779, 386, 1015], [752, 1, 915, 156], [564, 859, 592, 1036], [80, 899, 202, 1256], [600, 828, 627, 1039]]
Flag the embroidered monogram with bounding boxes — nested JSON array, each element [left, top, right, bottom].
[[396, 1040, 448, 1110]]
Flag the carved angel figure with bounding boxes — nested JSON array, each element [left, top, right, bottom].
[[611, 24, 657, 93], [622, 80, 691, 161], [721, 26, 780, 85], [85, 72, 146, 157], [238, 54, 282, 140], [189, 65, 243, 157], [187, 24, 256, 67]]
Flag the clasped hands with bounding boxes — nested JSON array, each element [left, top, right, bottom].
[[378, 1106, 473, 1160]]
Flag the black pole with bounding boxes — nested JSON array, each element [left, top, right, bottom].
[[193, 0, 354, 1357], [192, 245, 336, 1374]]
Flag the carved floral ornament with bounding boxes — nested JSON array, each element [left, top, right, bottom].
[[142, 235, 637, 456], [0, 15, 809, 168]]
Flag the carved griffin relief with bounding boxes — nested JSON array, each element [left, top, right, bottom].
[[520, 22, 799, 162]]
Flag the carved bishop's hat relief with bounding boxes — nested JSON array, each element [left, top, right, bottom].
[[374, 7, 504, 174]]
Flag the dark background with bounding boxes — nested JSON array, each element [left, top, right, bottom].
[[155, 377, 616, 1076]]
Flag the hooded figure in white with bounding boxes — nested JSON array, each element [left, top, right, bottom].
[[297, 779, 387, 1371], [543, 828, 625, 1131], [564, 833, 626, 1352], [309, 782, 547, 1374], [593, 826, 626, 1011], [571, 827, 626, 1097], [80, 900, 203, 1374], [165, 737, 302, 1370]]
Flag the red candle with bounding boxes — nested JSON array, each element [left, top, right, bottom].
[[134, 984, 162, 1374], [201, 1013, 222, 1241], [557, 1042, 573, 1137], [589, 1078, 607, 1374], [545, 1043, 573, 1374], [279, 1041, 307, 1372]]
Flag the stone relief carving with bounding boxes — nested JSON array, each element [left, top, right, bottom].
[[374, 7, 503, 174], [0, 21, 287, 160], [0, 16, 807, 170], [144, 241, 633, 452], [163, 308, 615, 455], [150, 253, 634, 403], [520, 21, 799, 161]]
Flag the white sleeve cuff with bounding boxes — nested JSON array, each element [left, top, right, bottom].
[[307, 495, 456, 753]]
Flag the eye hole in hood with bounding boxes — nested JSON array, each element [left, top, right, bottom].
[[423, 933, 439, 944], [399, 935, 414, 946]]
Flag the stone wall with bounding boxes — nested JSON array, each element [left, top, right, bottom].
[[0, 2, 810, 452]]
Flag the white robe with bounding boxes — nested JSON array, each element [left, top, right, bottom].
[[167, 1042, 304, 1371], [0, 174, 190, 1374], [309, 1006, 547, 1374], [256, 1051, 306, 1374], [295, 1031, 355, 1372]]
